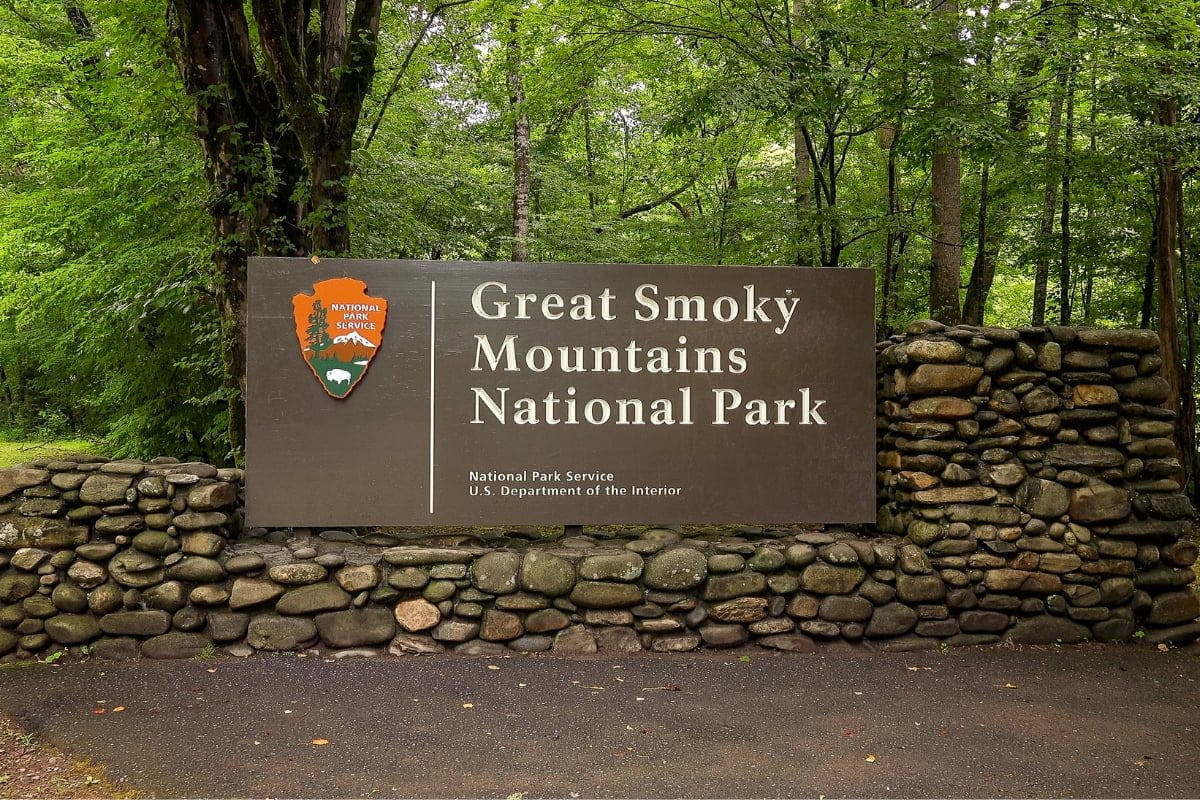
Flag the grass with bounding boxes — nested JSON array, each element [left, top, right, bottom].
[[0, 438, 104, 467]]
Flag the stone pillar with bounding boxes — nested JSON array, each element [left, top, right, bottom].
[[877, 320, 1199, 643]]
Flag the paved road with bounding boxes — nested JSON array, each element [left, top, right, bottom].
[[0, 645, 1197, 799]]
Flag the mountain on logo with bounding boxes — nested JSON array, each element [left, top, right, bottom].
[[332, 329, 377, 348], [323, 328, 378, 362]]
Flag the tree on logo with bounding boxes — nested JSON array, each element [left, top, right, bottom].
[[306, 300, 332, 354]]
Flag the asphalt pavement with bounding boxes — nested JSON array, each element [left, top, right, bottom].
[[0, 645, 1197, 799]]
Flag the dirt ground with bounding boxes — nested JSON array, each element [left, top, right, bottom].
[[0, 708, 136, 799]]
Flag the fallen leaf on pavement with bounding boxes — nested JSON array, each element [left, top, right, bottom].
[[865, 755, 877, 763], [112, 707, 125, 713], [311, 739, 329, 746]]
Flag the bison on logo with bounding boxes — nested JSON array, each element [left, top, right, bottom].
[[292, 277, 388, 399]]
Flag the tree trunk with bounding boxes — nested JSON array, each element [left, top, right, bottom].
[[790, 0, 815, 268], [507, 14, 531, 262], [1033, 70, 1066, 326], [1083, 54, 1098, 324], [794, 117, 814, 267], [1006, 0, 1053, 132], [879, 125, 902, 336], [929, 0, 962, 324], [1141, 202, 1158, 329], [963, 164, 1006, 326], [309, 138, 353, 253], [168, 0, 384, 460], [1178, 190, 1197, 498], [583, 95, 597, 215], [1059, 64, 1075, 324], [1153, 85, 1185, 488], [717, 161, 742, 264]]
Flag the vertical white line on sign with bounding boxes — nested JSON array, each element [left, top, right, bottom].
[[429, 280, 436, 515]]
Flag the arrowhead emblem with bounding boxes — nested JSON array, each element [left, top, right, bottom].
[[292, 277, 388, 399]]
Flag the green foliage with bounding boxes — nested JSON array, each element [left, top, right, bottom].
[[2, 0, 1199, 459], [0, 1, 225, 460]]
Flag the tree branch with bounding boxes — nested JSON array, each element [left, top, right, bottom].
[[250, 0, 322, 146], [217, 1, 277, 127], [617, 175, 699, 219], [363, 0, 474, 151], [333, 0, 384, 139], [321, 0, 348, 101]]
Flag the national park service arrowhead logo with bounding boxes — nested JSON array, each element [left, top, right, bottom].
[[292, 277, 387, 399]]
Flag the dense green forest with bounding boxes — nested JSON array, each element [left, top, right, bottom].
[[0, 0, 1197, 481]]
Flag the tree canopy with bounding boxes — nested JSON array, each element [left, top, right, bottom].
[[1, 0, 1197, 480]]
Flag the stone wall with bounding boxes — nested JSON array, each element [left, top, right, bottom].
[[876, 321, 1199, 642], [0, 322, 1196, 662]]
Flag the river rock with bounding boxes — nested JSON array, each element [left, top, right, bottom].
[[595, 626, 642, 653], [1005, 616, 1089, 644], [1068, 484, 1131, 522], [471, 551, 521, 594], [276, 583, 350, 615], [186, 482, 237, 510], [578, 552, 643, 582], [383, 547, 475, 566], [709, 596, 768, 623], [906, 364, 983, 394], [78, 474, 132, 504], [650, 632, 701, 652], [99, 610, 171, 637], [479, 609, 523, 641], [247, 614, 317, 650], [268, 563, 327, 585], [519, 551, 576, 596], [0, 516, 89, 549], [432, 619, 479, 643], [229, 577, 285, 610], [865, 602, 918, 637], [388, 633, 444, 655], [107, 550, 165, 588], [818, 595, 873, 622], [394, 598, 441, 632], [700, 622, 748, 647], [168, 556, 226, 583], [800, 564, 865, 595], [552, 624, 597, 654], [1016, 478, 1070, 518], [51, 583, 88, 613], [1146, 591, 1200, 626], [570, 580, 643, 608], [66, 560, 107, 590], [525, 608, 571, 633], [207, 611, 250, 642], [333, 564, 381, 593], [315, 608, 396, 647], [643, 548, 708, 590], [45, 613, 101, 644], [142, 631, 213, 659]]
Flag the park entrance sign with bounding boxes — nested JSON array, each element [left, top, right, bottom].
[[246, 259, 875, 526]]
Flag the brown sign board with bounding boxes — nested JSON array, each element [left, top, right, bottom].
[[246, 258, 876, 526]]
